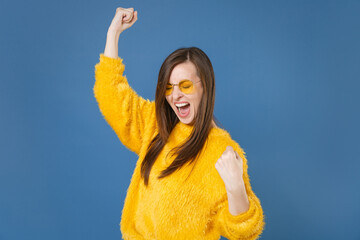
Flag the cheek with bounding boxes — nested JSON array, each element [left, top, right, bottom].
[[191, 93, 203, 111], [165, 96, 171, 105], [195, 89, 203, 107]]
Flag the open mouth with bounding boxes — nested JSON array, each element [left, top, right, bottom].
[[175, 102, 190, 118]]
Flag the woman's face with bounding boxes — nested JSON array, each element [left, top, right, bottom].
[[165, 61, 203, 125]]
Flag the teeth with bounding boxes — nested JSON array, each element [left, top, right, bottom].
[[175, 103, 189, 107]]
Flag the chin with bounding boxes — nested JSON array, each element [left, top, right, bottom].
[[175, 109, 194, 125], [179, 118, 193, 125], [178, 112, 195, 125]]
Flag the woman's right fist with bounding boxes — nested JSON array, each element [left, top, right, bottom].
[[108, 7, 138, 34]]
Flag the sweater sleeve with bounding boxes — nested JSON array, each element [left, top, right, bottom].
[[214, 143, 265, 240], [93, 53, 156, 155]]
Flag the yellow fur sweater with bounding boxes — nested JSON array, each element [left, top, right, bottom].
[[93, 53, 265, 240]]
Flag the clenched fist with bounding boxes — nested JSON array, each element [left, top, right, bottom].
[[108, 7, 138, 34], [215, 146, 245, 194]]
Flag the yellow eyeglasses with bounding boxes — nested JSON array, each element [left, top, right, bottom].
[[165, 80, 201, 96]]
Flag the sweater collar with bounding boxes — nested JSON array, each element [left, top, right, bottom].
[[171, 121, 225, 141], [176, 121, 194, 134], [170, 121, 194, 142]]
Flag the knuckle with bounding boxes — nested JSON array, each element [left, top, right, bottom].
[[224, 149, 232, 155]]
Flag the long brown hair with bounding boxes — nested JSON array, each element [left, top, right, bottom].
[[140, 47, 219, 186]]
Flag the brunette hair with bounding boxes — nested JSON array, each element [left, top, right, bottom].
[[140, 47, 219, 186]]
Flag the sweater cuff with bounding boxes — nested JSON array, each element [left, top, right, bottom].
[[224, 195, 256, 222], [97, 53, 125, 76], [221, 194, 264, 239]]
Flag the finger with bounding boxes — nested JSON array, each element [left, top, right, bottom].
[[123, 13, 132, 22], [215, 162, 225, 175], [125, 8, 134, 20], [216, 158, 223, 167], [226, 146, 234, 151], [128, 11, 134, 22], [235, 151, 243, 163], [122, 9, 134, 22], [215, 161, 222, 172], [223, 146, 233, 158], [130, 11, 138, 24]]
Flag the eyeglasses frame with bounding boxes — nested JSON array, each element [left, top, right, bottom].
[[165, 79, 202, 96]]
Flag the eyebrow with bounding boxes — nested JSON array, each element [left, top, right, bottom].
[[167, 79, 192, 84]]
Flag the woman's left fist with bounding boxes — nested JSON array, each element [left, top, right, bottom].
[[215, 146, 244, 193]]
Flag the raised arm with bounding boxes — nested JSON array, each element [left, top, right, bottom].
[[93, 8, 156, 155], [104, 7, 137, 58], [214, 143, 265, 240]]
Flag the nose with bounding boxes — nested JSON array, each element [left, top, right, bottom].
[[172, 85, 184, 100]]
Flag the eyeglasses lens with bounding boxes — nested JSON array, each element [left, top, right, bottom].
[[165, 80, 194, 96]]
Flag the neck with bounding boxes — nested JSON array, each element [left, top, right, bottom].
[[211, 120, 218, 128]]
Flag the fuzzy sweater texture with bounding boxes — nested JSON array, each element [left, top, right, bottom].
[[93, 53, 265, 240]]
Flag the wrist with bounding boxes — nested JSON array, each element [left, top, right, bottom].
[[225, 179, 246, 195], [104, 32, 120, 59], [107, 26, 122, 35]]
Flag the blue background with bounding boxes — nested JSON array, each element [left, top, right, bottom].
[[1, 0, 359, 239]]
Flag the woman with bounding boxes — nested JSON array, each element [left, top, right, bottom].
[[94, 7, 265, 240]]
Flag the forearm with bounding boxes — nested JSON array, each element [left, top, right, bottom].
[[104, 29, 121, 59], [216, 188, 264, 240], [226, 180, 250, 216], [216, 145, 264, 239]]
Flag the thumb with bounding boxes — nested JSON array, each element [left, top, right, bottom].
[[235, 151, 242, 162], [128, 11, 138, 26]]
